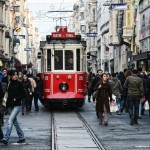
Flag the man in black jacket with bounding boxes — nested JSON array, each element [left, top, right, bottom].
[[34, 73, 44, 111], [0, 70, 25, 145]]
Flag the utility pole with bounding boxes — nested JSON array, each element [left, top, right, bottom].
[[25, 24, 29, 71]]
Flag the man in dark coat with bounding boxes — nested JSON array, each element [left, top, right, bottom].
[[34, 73, 44, 111], [123, 69, 144, 125]]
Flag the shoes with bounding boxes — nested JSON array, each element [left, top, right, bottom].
[[99, 122, 102, 125], [134, 120, 138, 124], [17, 139, 25, 143], [117, 112, 121, 115], [88, 100, 91, 102], [35, 109, 39, 112], [104, 122, 108, 126], [130, 118, 134, 126], [120, 108, 123, 113], [0, 139, 8, 145]]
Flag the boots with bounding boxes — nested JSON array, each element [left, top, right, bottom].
[[22, 109, 24, 115]]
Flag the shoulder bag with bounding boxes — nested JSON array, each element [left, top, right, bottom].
[[2, 82, 10, 107]]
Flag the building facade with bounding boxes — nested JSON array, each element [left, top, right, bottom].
[[0, 0, 39, 72]]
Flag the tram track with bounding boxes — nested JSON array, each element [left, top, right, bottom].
[[76, 111, 106, 150], [51, 111, 106, 150]]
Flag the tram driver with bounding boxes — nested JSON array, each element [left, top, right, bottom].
[[66, 58, 73, 70], [54, 55, 62, 70]]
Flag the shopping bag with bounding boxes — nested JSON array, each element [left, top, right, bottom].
[[93, 90, 98, 99], [144, 101, 149, 110], [112, 94, 116, 102], [2, 91, 8, 107], [110, 101, 118, 112]]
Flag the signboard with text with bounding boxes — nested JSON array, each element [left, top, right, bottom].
[[52, 27, 75, 39], [110, 3, 128, 11]]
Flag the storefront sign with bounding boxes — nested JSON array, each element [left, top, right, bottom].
[[126, 3, 133, 27], [133, 51, 150, 61], [123, 26, 133, 37], [110, 3, 128, 10]]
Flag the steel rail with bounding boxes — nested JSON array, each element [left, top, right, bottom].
[[51, 112, 58, 150], [76, 111, 106, 150]]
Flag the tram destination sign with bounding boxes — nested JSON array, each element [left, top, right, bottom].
[[52, 27, 75, 39]]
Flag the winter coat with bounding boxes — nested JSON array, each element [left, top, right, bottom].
[[90, 74, 101, 92], [34, 79, 43, 96], [109, 77, 122, 99], [94, 81, 112, 113], [6, 80, 25, 107], [123, 75, 144, 97], [22, 79, 32, 99]]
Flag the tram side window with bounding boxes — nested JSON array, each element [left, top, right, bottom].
[[54, 50, 63, 70], [47, 49, 51, 71], [65, 50, 74, 70], [76, 49, 80, 71]]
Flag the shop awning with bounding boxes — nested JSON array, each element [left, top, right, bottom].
[[14, 58, 22, 67], [133, 51, 150, 61]]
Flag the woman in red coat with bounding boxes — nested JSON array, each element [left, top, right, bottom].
[[94, 73, 112, 126]]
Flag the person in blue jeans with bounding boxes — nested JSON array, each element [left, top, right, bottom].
[[0, 70, 25, 145]]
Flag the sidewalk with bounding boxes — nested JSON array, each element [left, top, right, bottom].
[[0, 105, 51, 150]]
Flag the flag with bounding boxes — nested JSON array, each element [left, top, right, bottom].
[[105, 45, 109, 51]]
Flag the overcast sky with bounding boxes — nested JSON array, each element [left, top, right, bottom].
[[27, 0, 79, 39]]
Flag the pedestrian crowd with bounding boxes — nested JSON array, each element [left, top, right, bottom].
[[0, 68, 44, 145], [87, 68, 150, 126]]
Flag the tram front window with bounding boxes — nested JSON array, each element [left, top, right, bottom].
[[54, 50, 63, 70], [47, 49, 51, 71], [65, 50, 74, 70]]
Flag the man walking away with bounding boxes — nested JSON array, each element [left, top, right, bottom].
[[109, 73, 122, 115], [34, 73, 44, 111], [123, 69, 144, 125]]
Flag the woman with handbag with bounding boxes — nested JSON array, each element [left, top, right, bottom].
[[0, 70, 25, 145], [94, 73, 112, 126]]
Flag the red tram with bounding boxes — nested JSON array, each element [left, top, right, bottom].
[[39, 27, 87, 107]]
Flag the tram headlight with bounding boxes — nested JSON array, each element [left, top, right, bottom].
[[59, 82, 68, 92], [68, 75, 72, 80]]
